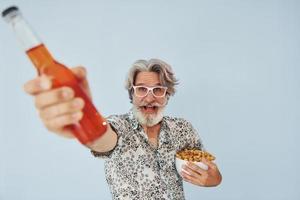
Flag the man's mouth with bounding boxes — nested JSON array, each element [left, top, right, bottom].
[[140, 105, 158, 113]]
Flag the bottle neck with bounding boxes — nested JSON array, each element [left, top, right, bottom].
[[26, 44, 55, 73], [5, 11, 55, 71], [7, 14, 42, 51]]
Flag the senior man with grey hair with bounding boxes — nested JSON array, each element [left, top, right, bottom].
[[24, 58, 222, 200]]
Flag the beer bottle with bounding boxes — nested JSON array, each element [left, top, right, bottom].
[[2, 6, 108, 144]]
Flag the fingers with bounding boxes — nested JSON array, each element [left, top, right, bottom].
[[185, 162, 207, 175], [181, 170, 205, 186], [71, 66, 87, 81], [23, 75, 52, 95], [22, 67, 89, 139], [38, 94, 85, 137], [181, 162, 207, 184], [34, 87, 75, 109], [39, 98, 85, 120], [201, 158, 217, 170], [70, 66, 92, 99], [181, 160, 222, 187], [181, 162, 208, 186], [44, 111, 83, 132], [181, 172, 200, 185]]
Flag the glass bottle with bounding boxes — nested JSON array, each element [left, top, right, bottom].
[[2, 6, 108, 144]]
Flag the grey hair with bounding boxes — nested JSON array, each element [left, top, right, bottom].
[[125, 58, 179, 102]]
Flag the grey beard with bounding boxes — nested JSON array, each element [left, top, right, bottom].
[[132, 105, 164, 127]]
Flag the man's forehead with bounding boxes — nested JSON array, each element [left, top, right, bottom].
[[135, 72, 161, 85]]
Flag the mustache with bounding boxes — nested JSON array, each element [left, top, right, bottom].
[[138, 102, 165, 107]]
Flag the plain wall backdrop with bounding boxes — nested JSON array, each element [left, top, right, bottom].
[[0, 0, 299, 200]]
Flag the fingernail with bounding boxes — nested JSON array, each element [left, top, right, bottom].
[[73, 99, 83, 108], [63, 90, 71, 99]]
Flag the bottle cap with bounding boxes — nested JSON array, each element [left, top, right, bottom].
[[2, 6, 21, 23], [2, 6, 19, 18]]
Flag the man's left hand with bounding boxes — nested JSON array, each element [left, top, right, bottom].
[[181, 158, 222, 187]]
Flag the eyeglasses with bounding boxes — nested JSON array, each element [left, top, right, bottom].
[[132, 85, 168, 98]]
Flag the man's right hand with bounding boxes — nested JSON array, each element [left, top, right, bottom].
[[23, 66, 118, 152], [23, 66, 91, 139]]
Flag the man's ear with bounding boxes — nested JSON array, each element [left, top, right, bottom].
[[166, 94, 170, 101], [128, 89, 134, 104]]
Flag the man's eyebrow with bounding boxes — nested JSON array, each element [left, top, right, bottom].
[[135, 83, 161, 86]]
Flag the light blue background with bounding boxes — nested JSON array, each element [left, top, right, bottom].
[[0, 0, 299, 200]]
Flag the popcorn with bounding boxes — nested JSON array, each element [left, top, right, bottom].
[[176, 149, 215, 162]]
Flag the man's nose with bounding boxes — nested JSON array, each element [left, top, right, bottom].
[[144, 91, 155, 103]]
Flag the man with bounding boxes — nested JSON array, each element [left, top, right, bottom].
[[24, 59, 222, 199]]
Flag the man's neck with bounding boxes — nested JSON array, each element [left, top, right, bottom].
[[142, 123, 161, 135], [142, 123, 161, 148]]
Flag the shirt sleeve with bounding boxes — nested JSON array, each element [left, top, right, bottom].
[[176, 118, 205, 151], [187, 121, 205, 150], [90, 114, 127, 159]]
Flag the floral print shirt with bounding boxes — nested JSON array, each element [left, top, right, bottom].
[[91, 110, 204, 200]]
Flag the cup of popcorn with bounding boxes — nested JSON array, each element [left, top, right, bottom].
[[175, 149, 215, 176]]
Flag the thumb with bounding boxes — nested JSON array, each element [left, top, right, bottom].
[[71, 66, 87, 81]]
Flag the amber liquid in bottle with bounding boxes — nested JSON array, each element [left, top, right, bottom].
[[2, 6, 107, 144], [26, 44, 107, 144]]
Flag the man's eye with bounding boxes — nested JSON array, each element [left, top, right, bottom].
[[138, 87, 147, 92], [153, 88, 162, 93]]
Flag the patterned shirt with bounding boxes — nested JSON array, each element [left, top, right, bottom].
[[92, 110, 204, 200]]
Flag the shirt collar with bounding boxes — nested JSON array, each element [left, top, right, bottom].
[[128, 108, 139, 130], [128, 109, 172, 147]]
